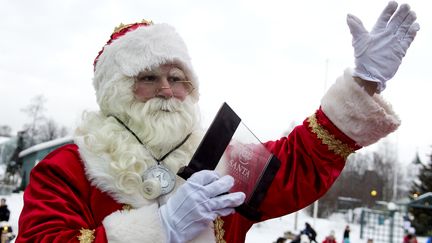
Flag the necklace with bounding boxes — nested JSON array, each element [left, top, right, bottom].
[[110, 115, 191, 195]]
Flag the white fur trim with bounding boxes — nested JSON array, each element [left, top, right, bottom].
[[103, 203, 166, 243], [94, 23, 199, 104], [75, 135, 150, 208], [103, 204, 216, 243], [321, 69, 400, 146], [74, 131, 202, 208]]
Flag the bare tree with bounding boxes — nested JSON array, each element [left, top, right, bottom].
[[37, 118, 70, 142], [372, 140, 399, 201], [21, 95, 47, 146], [398, 153, 422, 198], [345, 152, 372, 175], [20, 95, 70, 146], [317, 141, 403, 217]]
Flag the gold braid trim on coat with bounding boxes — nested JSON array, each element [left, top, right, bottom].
[[308, 113, 354, 160], [78, 228, 95, 243], [214, 217, 226, 243], [122, 204, 132, 211]]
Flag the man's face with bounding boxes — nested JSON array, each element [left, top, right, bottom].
[[133, 63, 193, 102], [125, 64, 199, 149], [100, 62, 199, 151]]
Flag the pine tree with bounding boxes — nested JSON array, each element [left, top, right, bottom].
[[409, 150, 432, 235]]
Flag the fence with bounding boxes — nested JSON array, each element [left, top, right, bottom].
[[360, 208, 405, 243]]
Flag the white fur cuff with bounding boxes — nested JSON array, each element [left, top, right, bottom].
[[103, 203, 166, 243], [321, 69, 400, 147]]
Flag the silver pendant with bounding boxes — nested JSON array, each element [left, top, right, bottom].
[[142, 164, 176, 195]]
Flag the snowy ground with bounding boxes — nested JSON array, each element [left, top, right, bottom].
[[245, 210, 430, 243], [3, 192, 429, 243]]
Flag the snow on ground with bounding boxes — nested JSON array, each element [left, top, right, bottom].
[[246, 210, 429, 243], [246, 210, 363, 242], [3, 192, 23, 243], [2, 192, 429, 243]]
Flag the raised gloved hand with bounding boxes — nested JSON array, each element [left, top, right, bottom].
[[347, 1, 420, 92], [159, 170, 245, 243]]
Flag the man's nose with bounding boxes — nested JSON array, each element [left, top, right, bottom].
[[156, 78, 174, 98]]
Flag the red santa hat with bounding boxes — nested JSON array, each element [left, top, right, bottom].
[[93, 20, 199, 111]]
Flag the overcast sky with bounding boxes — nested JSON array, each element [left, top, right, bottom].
[[1, 0, 431, 165]]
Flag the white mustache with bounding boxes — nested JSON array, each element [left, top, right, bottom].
[[144, 98, 181, 113]]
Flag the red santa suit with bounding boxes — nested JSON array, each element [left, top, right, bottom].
[[16, 69, 399, 243]]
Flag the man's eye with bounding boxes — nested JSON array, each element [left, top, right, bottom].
[[138, 75, 157, 82], [168, 76, 182, 82]]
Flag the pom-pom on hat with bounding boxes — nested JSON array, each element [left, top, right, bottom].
[[93, 19, 199, 109]]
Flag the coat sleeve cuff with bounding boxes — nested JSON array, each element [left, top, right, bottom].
[[102, 203, 166, 243], [321, 68, 400, 146]]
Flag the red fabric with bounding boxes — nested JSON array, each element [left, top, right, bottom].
[[315, 107, 361, 150], [16, 144, 122, 243], [322, 237, 337, 243], [222, 109, 360, 242], [403, 235, 418, 243]]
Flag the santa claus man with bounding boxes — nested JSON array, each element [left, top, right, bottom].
[[17, 1, 419, 243]]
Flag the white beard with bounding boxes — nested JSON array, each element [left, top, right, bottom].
[[74, 95, 202, 204], [126, 96, 199, 159]]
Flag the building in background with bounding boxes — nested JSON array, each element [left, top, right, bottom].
[[18, 137, 73, 190]]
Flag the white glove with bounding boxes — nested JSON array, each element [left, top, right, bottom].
[[159, 170, 245, 243], [347, 1, 420, 92]]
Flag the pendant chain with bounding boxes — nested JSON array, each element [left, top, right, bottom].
[[110, 115, 191, 164]]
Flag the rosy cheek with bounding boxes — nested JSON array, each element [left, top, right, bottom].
[[133, 87, 150, 102]]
